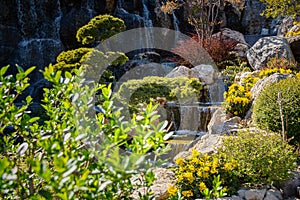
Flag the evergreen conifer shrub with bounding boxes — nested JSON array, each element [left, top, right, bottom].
[[253, 77, 300, 144]]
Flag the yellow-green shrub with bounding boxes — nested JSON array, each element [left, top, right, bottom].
[[76, 14, 126, 45], [253, 77, 300, 145], [218, 130, 297, 185], [168, 150, 239, 199], [114, 76, 202, 114]]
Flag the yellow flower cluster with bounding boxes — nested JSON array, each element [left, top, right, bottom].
[[223, 75, 257, 117], [286, 21, 300, 37], [259, 68, 293, 78], [167, 184, 178, 196], [171, 150, 237, 199]]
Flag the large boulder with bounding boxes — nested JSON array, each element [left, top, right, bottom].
[[207, 108, 241, 135], [166, 65, 196, 79], [277, 16, 300, 37], [251, 73, 294, 101], [191, 64, 217, 85], [212, 28, 247, 44], [246, 36, 295, 70]]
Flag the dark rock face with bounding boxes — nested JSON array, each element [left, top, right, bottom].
[[288, 36, 300, 63], [241, 0, 272, 34]]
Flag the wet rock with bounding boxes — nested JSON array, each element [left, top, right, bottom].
[[246, 36, 295, 70], [60, 7, 95, 49], [115, 7, 144, 29]]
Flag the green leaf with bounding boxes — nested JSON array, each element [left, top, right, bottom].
[[0, 157, 10, 175], [24, 66, 36, 76], [0, 65, 9, 77], [65, 71, 72, 79]]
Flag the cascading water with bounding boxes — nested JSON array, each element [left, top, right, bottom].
[[85, 0, 95, 18], [15, 0, 64, 82], [141, 0, 154, 49], [172, 12, 180, 45]]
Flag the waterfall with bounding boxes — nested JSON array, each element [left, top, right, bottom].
[[142, 0, 154, 49], [54, 0, 62, 40], [172, 12, 180, 45], [15, 0, 64, 82], [85, 0, 95, 18], [16, 0, 25, 39]]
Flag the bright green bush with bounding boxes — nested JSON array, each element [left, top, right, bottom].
[[114, 76, 202, 114], [218, 130, 297, 185], [221, 57, 251, 87], [53, 48, 128, 73], [53, 14, 128, 82], [253, 77, 300, 144], [0, 65, 169, 199], [76, 14, 126, 45], [168, 150, 239, 199]]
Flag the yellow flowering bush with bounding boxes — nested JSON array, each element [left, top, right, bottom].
[[223, 75, 258, 117], [223, 56, 298, 118], [168, 150, 239, 199], [259, 67, 293, 78]]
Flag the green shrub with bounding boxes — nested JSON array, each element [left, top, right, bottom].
[[53, 48, 128, 72], [114, 76, 202, 114], [0, 65, 169, 199], [253, 77, 300, 144], [221, 53, 251, 87], [218, 130, 297, 185], [76, 14, 126, 45], [168, 150, 239, 199]]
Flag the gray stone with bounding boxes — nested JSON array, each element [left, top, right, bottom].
[[212, 28, 247, 44], [234, 43, 250, 58], [207, 108, 240, 135], [251, 73, 294, 101], [244, 189, 266, 200], [238, 189, 246, 199], [279, 172, 300, 199], [192, 64, 217, 85], [189, 134, 223, 154], [166, 66, 196, 79], [264, 189, 283, 200], [277, 16, 300, 37], [246, 36, 295, 70]]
